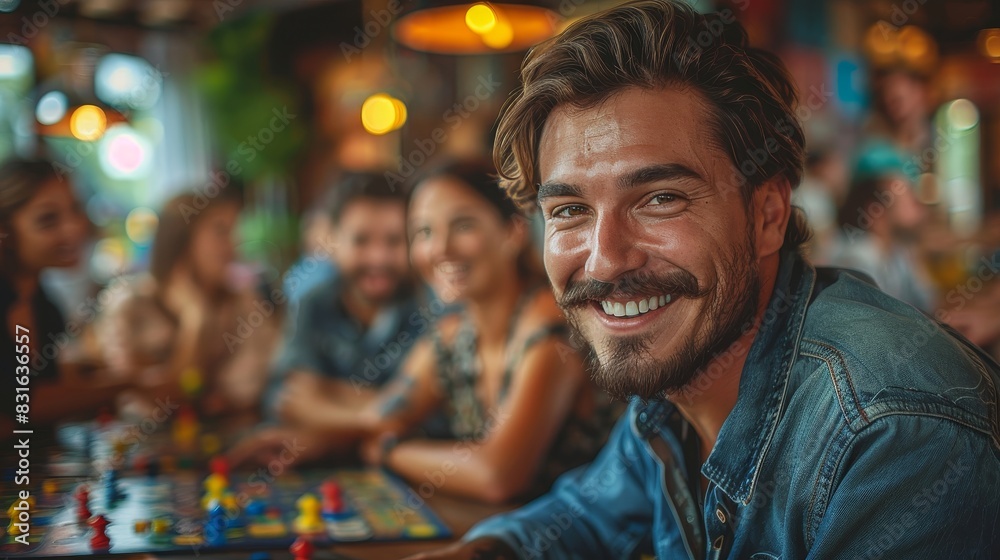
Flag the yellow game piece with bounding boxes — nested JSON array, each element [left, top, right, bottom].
[[201, 473, 229, 510], [248, 523, 287, 538], [221, 494, 240, 516], [405, 523, 439, 538], [7, 496, 34, 536], [200, 434, 221, 456], [173, 422, 198, 448], [151, 518, 172, 534], [112, 437, 129, 457], [173, 534, 204, 546], [134, 520, 150, 533], [180, 367, 203, 397], [293, 494, 323, 534], [42, 480, 59, 496]]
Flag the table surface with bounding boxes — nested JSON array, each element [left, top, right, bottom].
[[330, 494, 515, 559]]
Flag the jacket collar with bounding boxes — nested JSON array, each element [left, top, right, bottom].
[[700, 249, 816, 505]]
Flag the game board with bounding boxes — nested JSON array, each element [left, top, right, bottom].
[[0, 421, 451, 557]]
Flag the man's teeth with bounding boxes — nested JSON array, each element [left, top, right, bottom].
[[600, 295, 671, 317], [438, 263, 469, 274]]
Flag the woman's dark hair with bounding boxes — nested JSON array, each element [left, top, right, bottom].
[[410, 159, 547, 284], [149, 188, 242, 285], [0, 157, 63, 268], [838, 176, 892, 232]]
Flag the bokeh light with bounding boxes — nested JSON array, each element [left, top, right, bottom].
[[0, 0, 21, 14], [979, 29, 1000, 62], [361, 93, 407, 135], [482, 15, 514, 49], [946, 99, 980, 132], [466, 3, 498, 34], [95, 53, 162, 110], [0, 44, 32, 78], [125, 207, 159, 244], [36, 91, 68, 125], [100, 125, 152, 178], [90, 237, 130, 280], [70, 105, 108, 141]]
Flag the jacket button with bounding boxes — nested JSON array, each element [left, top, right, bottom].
[[712, 535, 724, 550], [716, 508, 726, 524]]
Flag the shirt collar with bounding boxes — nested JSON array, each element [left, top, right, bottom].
[[700, 249, 816, 505]]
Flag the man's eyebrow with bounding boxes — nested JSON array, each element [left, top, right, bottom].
[[617, 163, 704, 190], [536, 181, 584, 202], [536, 163, 705, 203]]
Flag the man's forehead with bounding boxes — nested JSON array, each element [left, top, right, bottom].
[[538, 88, 723, 183]]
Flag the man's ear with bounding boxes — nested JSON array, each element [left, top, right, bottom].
[[754, 176, 791, 259]]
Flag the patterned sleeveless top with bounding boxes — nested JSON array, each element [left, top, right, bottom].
[[431, 288, 620, 496]]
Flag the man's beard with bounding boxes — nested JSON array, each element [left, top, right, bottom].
[[559, 236, 761, 401], [343, 266, 406, 305]]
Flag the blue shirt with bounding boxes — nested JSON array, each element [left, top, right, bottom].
[[466, 251, 1000, 559], [264, 279, 429, 417]]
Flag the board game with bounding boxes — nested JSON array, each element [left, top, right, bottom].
[[0, 417, 451, 557]]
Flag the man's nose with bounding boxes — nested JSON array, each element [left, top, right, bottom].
[[584, 214, 646, 283]]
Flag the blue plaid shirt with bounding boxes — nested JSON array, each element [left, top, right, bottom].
[[264, 279, 430, 417]]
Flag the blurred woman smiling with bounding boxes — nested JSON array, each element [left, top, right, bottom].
[[0, 156, 130, 432], [231, 160, 616, 503]]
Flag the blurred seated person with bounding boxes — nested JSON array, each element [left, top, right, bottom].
[[281, 193, 338, 315], [825, 142, 936, 311], [98, 188, 279, 419], [0, 156, 129, 432], [262, 172, 425, 424], [231, 160, 616, 503]]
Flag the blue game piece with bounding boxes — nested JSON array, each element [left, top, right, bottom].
[[205, 503, 227, 547], [245, 500, 266, 517], [105, 468, 125, 504]]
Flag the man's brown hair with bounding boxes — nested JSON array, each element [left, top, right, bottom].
[[494, 0, 810, 249]]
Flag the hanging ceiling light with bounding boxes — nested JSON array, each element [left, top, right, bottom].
[[394, 2, 560, 55]]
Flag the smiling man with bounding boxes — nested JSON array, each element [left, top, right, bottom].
[[410, 1, 1000, 559]]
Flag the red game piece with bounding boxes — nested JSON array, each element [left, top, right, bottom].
[[289, 537, 314, 560], [320, 481, 342, 514], [96, 408, 113, 428], [89, 514, 111, 551], [209, 456, 230, 481], [75, 485, 91, 522]]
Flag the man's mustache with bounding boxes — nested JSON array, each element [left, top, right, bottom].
[[558, 269, 704, 309]]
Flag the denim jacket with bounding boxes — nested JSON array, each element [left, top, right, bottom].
[[466, 251, 1000, 559]]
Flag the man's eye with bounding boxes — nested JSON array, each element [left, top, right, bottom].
[[649, 193, 678, 205], [552, 205, 588, 219]]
